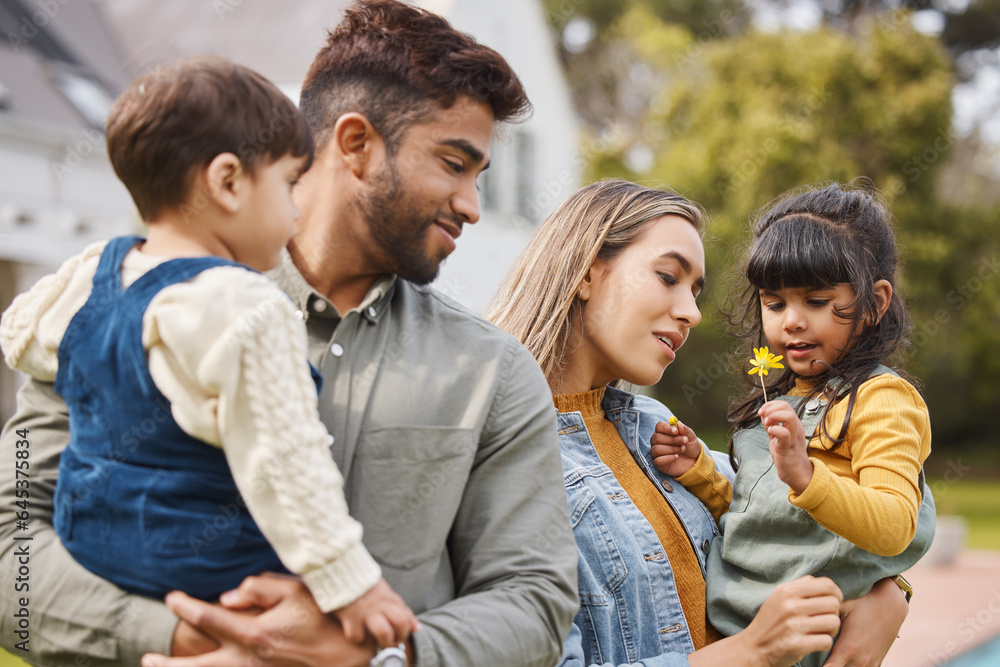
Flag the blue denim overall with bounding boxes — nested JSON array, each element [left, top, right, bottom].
[[53, 236, 303, 600], [706, 366, 935, 667]]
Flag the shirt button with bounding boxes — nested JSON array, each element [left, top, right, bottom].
[[366, 306, 377, 318], [703, 538, 711, 554], [326, 434, 335, 446], [330, 343, 344, 357], [660, 479, 674, 493], [313, 299, 327, 313], [294, 309, 304, 320]]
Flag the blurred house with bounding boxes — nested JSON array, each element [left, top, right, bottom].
[[0, 0, 138, 421], [0, 0, 580, 424]]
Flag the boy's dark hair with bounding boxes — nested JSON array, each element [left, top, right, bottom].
[[726, 179, 912, 459], [300, 0, 531, 153], [106, 56, 314, 221]]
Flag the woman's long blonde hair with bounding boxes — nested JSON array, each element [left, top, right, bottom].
[[485, 179, 704, 385]]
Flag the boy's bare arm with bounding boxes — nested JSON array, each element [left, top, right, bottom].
[[0, 378, 178, 665]]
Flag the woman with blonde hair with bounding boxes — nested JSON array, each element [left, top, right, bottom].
[[486, 179, 933, 667]]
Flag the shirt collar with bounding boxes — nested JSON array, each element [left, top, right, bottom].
[[267, 247, 397, 321]]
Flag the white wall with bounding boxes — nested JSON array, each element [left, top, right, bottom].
[[0, 114, 138, 423], [425, 0, 581, 313]]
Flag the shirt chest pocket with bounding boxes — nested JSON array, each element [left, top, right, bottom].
[[567, 482, 628, 606], [349, 426, 476, 570]]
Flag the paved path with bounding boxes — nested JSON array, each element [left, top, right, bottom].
[[885, 550, 1000, 667]]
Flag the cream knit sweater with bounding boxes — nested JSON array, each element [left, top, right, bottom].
[[0, 241, 380, 611]]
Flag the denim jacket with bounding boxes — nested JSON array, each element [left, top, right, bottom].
[[557, 386, 728, 667]]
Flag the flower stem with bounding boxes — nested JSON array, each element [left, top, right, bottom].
[[760, 374, 768, 402]]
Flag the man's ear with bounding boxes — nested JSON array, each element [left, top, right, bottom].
[[332, 113, 382, 178], [202, 152, 245, 214], [872, 279, 893, 323]]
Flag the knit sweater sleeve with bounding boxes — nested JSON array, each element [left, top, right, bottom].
[[0, 241, 106, 379], [143, 267, 381, 611], [788, 375, 931, 556], [675, 443, 732, 525]]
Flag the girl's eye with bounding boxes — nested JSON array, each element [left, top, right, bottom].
[[444, 159, 464, 173], [764, 302, 784, 312], [658, 273, 678, 286], [808, 299, 830, 307]]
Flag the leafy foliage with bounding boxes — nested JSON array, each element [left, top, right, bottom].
[[550, 4, 1000, 447]]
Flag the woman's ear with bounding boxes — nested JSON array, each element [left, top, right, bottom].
[[578, 260, 607, 302], [202, 152, 244, 214], [332, 112, 382, 179], [872, 279, 893, 323]]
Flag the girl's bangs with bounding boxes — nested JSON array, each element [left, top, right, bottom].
[[746, 215, 854, 292]]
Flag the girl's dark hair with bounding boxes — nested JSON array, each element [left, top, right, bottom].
[[726, 179, 912, 461]]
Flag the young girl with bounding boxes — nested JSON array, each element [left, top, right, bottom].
[[651, 181, 933, 667], [0, 57, 416, 649]]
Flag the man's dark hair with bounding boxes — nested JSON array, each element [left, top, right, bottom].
[[106, 56, 314, 221], [300, 0, 531, 152]]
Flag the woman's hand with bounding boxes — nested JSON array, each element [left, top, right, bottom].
[[143, 574, 378, 667], [822, 577, 908, 667], [689, 575, 843, 667], [651, 419, 700, 477], [759, 400, 813, 494]]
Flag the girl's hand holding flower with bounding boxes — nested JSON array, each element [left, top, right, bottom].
[[759, 400, 813, 495], [651, 417, 701, 477]]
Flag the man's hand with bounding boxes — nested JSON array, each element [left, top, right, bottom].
[[171, 619, 219, 657], [651, 418, 700, 477], [759, 400, 813, 494], [142, 574, 377, 667], [823, 577, 908, 667]]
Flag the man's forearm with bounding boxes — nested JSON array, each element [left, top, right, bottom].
[[0, 378, 177, 665], [413, 568, 576, 667]]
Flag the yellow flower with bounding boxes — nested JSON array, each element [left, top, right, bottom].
[[668, 416, 678, 426], [748, 346, 784, 377], [748, 346, 784, 402]]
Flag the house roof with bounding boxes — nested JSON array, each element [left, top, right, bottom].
[[0, 0, 126, 129], [95, 0, 355, 88]]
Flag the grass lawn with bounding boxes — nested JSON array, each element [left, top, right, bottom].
[[928, 476, 1000, 551]]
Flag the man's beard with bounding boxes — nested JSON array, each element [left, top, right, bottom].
[[358, 158, 449, 285]]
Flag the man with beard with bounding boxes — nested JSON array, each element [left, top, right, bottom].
[[0, 2, 578, 666]]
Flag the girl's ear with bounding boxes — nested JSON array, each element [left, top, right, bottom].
[[872, 279, 893, 323], [203, 152, 244, 214]]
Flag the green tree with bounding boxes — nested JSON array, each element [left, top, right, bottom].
[[580, 8, 1000, 449]]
